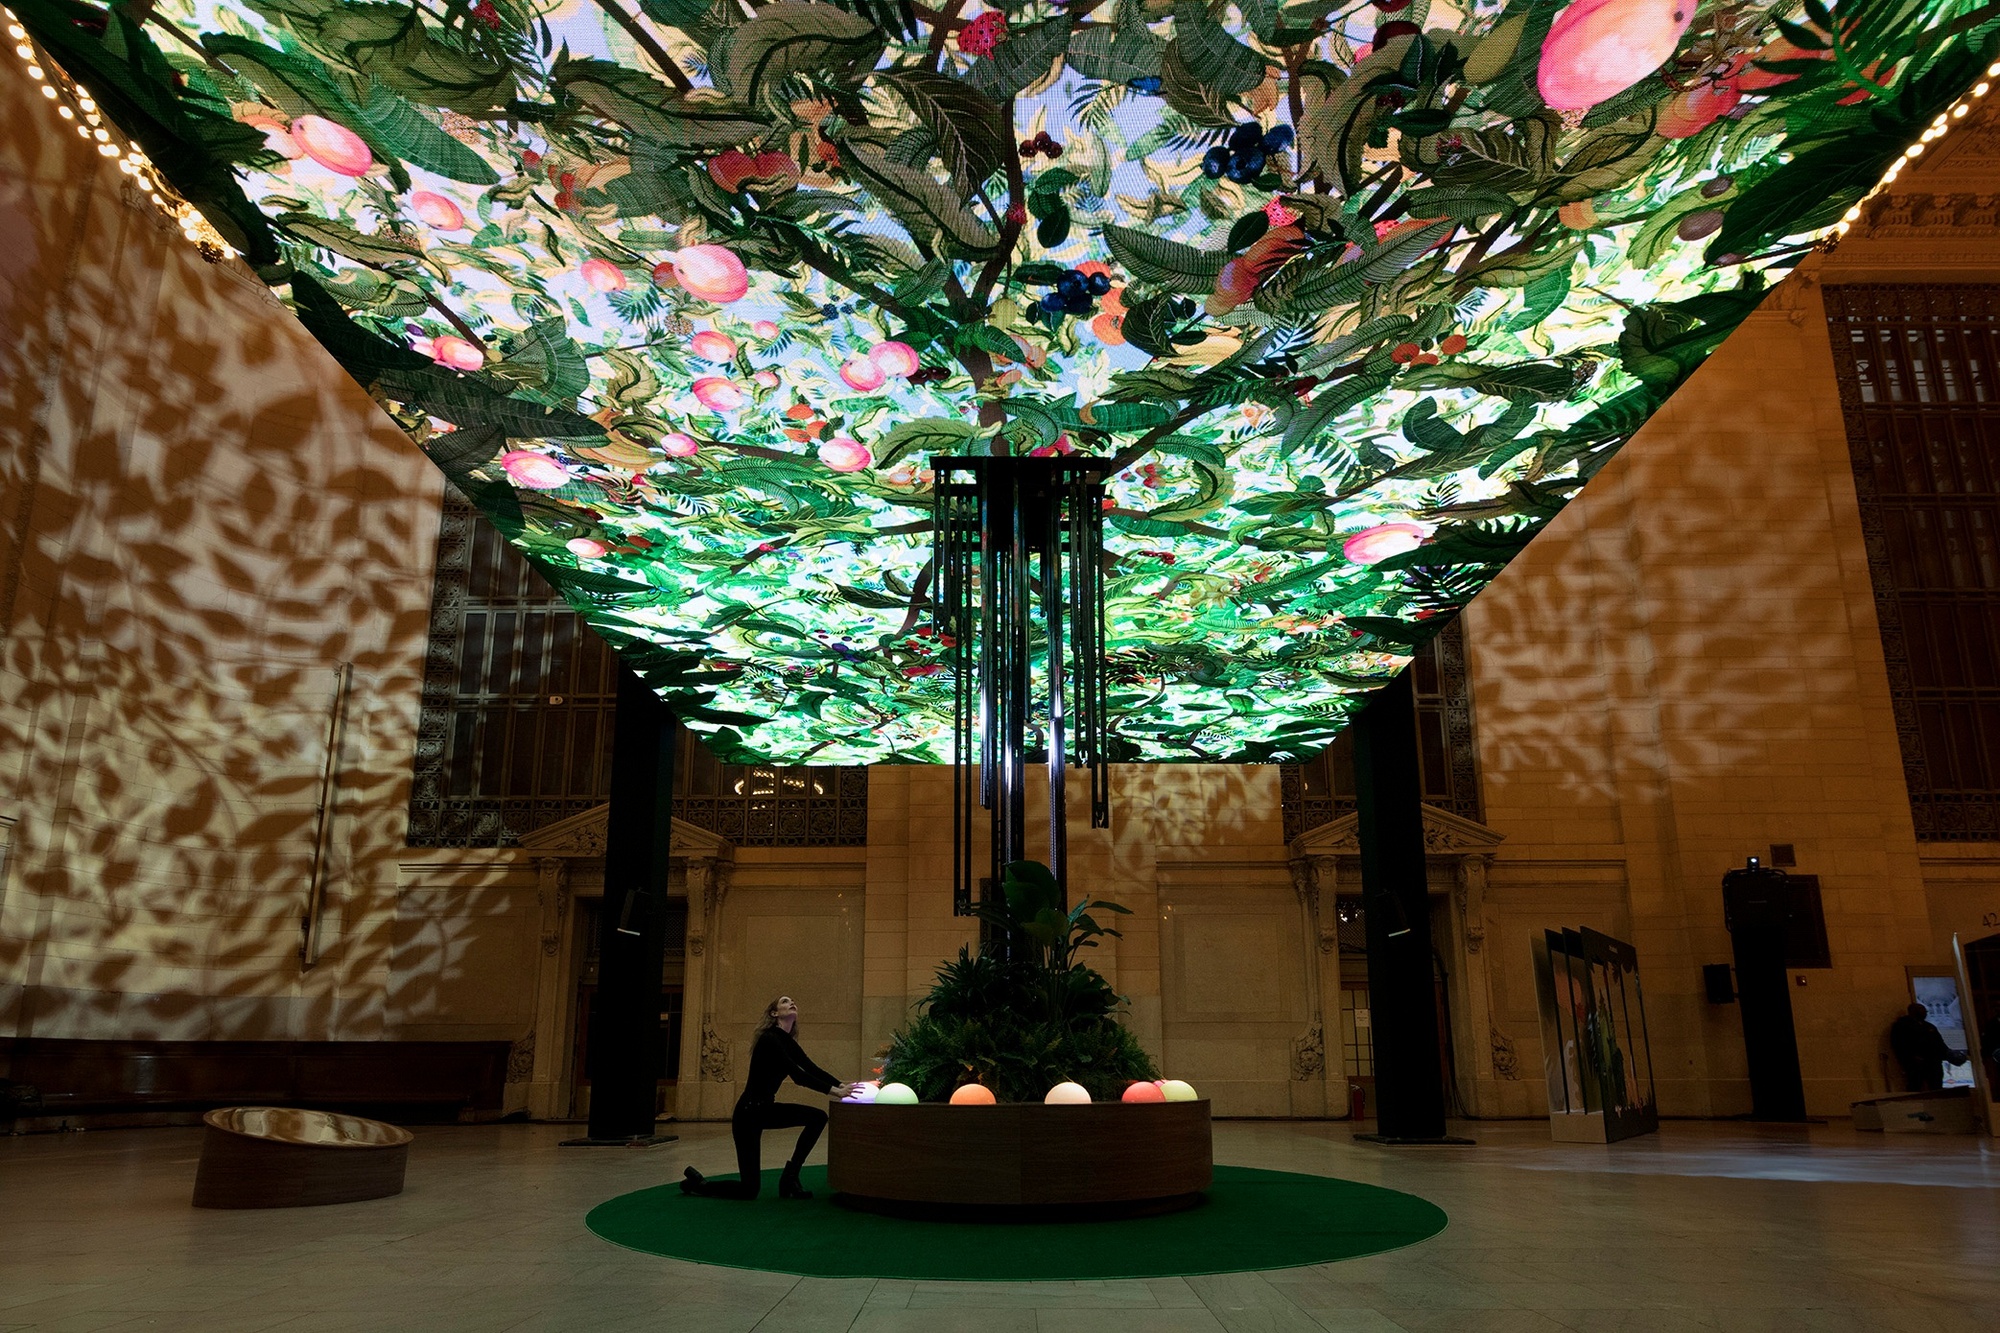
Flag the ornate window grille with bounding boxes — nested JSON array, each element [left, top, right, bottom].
[[1279, 619, 1482, 842], [408, 495, 865, 847], [1826, 284, 2000, 842]]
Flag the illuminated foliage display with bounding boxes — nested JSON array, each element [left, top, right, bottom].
[[15, 0, 1997, 763]]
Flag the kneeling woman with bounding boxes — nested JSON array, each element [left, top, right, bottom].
[[682, 995, 853, 1200]]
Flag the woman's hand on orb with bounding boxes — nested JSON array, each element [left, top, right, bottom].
[[831, 1082, 856, 1098]]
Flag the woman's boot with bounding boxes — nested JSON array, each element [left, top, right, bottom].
[[778, 1162, 812, 1200]]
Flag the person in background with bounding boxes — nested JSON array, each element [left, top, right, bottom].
[[680, 995, 853, 1201], [1888, 1002, 1966, 1092]]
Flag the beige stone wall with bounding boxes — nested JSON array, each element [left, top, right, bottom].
[[0, 63, 442, 1041], [1461, 217, 2000, 1116]]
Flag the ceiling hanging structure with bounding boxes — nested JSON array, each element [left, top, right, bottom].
[[13, 0, 1998, 766]]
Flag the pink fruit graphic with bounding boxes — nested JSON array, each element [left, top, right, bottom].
[[1342, 522, 1428, 566], [753, 320, 781, 340], [689, 330, 738, 362], [661, 433, 701, 457], [413, 334, 484, 372], [840, 358, 887, 392], [1536, 0, 1696, 111], [869, 340, 921, 378], [290, 116, 373, 176], [818, 438, 874, 472], [580, 258, 626, 292], [691, 377, 749, 411], [673, 245, 750, 303], [566, 538, 609, 558], [1658, 79, 1742, 138], [753, 369, 781, 388], [410, 191, 465, 231], [499, 450, 571, 490]]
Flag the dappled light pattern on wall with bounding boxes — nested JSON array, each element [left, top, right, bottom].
[[12, 0, 1997, 763], [0, 60, 443, 1041]]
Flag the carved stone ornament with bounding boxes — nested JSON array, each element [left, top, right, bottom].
[[1490, 1025, 1519, 1081], [1291, 1023, 1326, 1082], [700, 1025, 731, 1082], [506, 1031, 536, 1084]]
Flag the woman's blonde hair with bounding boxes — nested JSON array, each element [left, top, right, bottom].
[[753, 995, 795, 1037]]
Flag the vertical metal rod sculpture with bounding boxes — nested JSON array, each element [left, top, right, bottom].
[[934, 457, 1112, 915]]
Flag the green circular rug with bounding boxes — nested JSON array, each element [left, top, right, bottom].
[[585, 1165, 1446, 1280]]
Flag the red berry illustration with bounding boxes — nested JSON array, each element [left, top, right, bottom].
[[958, 11, 1009, 58]]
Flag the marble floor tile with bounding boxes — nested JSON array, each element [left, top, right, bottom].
[[0, 1120, 1993, 1333]]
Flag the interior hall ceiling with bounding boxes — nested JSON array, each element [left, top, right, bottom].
[[13, 0, 1997, 763]]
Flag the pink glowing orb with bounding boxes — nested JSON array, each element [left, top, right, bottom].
[[1043, 1081, 1091, 1105], [580, 258, 627, 292], [1121, 1081, 1167, 1103], [499, 450, 571, 490], [818, 438, 873, 472], [410, 191, 465, 231], [673, 244, 750, 303], [1537, 0, 1696, 111], [869, 340, 921, 378], [753, 319, 781, 340], [839, 358, 887, 392], [690, 377, 748, 412], [949, 1084, 997, 1105], [290, 115, 373, 176], [660, 432, 701, 457], [689, 330, 738, 362], [413, 334, 483, 372], [1159, 1079, 1198, 1102], [1342, 522, 1428, 566], [566, 537, 608, 558], [841, 1081, 880, 1104]]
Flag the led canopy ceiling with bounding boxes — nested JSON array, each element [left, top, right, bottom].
[[16, 0, 1997, 763]]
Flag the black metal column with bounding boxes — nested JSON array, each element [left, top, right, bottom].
[[1353, 668, 1453, 1142], [1722, 862, 1808, 1121], [581, 662, 679, 1143]]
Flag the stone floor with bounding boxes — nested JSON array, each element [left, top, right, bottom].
[[2, 1118, 1996, 1332]]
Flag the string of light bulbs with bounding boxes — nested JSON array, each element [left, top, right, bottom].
[[5, 10, 1990, 266], [5, 6, 237, 262], [1829, 62, 1998, 246]]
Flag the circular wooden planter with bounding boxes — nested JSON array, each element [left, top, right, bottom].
[[828, 1099, 1212, 1219], [192, 1107, 413, 1209]]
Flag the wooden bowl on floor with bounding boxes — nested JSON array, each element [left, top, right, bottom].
[[192, 1106, 413, 1209], [828, 1098, 1211, 1219]]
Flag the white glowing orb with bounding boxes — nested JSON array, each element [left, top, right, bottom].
[[1043, 1081, 1091, 1105]]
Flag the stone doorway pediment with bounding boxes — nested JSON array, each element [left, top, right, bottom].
[[517, 805, 734, 865]]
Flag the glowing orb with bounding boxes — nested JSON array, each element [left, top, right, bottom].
[[1044, 1081, 1091, 1105], [841, 1081, 880, 1103], [410, 191, 465, 231], [1343, 523, 1428, 566], [289, 115, 372, 176], [1121, 1081, 1167, 1103], [949, 1084, 996, 1105], [875, 1082, 918, 1105], [498, 450, 570, 490], [1159, 1080, 1198, 1102], [1537, 0, 1696, 111]]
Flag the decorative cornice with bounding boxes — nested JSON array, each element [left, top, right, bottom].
[[1852, 192, 2000, 237], [516, 805, 734, 861], [1288, 803, 1506, 859]]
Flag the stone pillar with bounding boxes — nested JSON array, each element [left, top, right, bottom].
[[676, 856, 735, 1120], [524, 856, 571, 1119], [1288, 853, 1343, 1116]]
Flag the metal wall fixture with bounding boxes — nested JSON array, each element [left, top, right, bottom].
[[932, 456, 1113, 913]]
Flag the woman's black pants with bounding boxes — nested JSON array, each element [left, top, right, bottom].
[[692, 1100, 827, 1198]]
